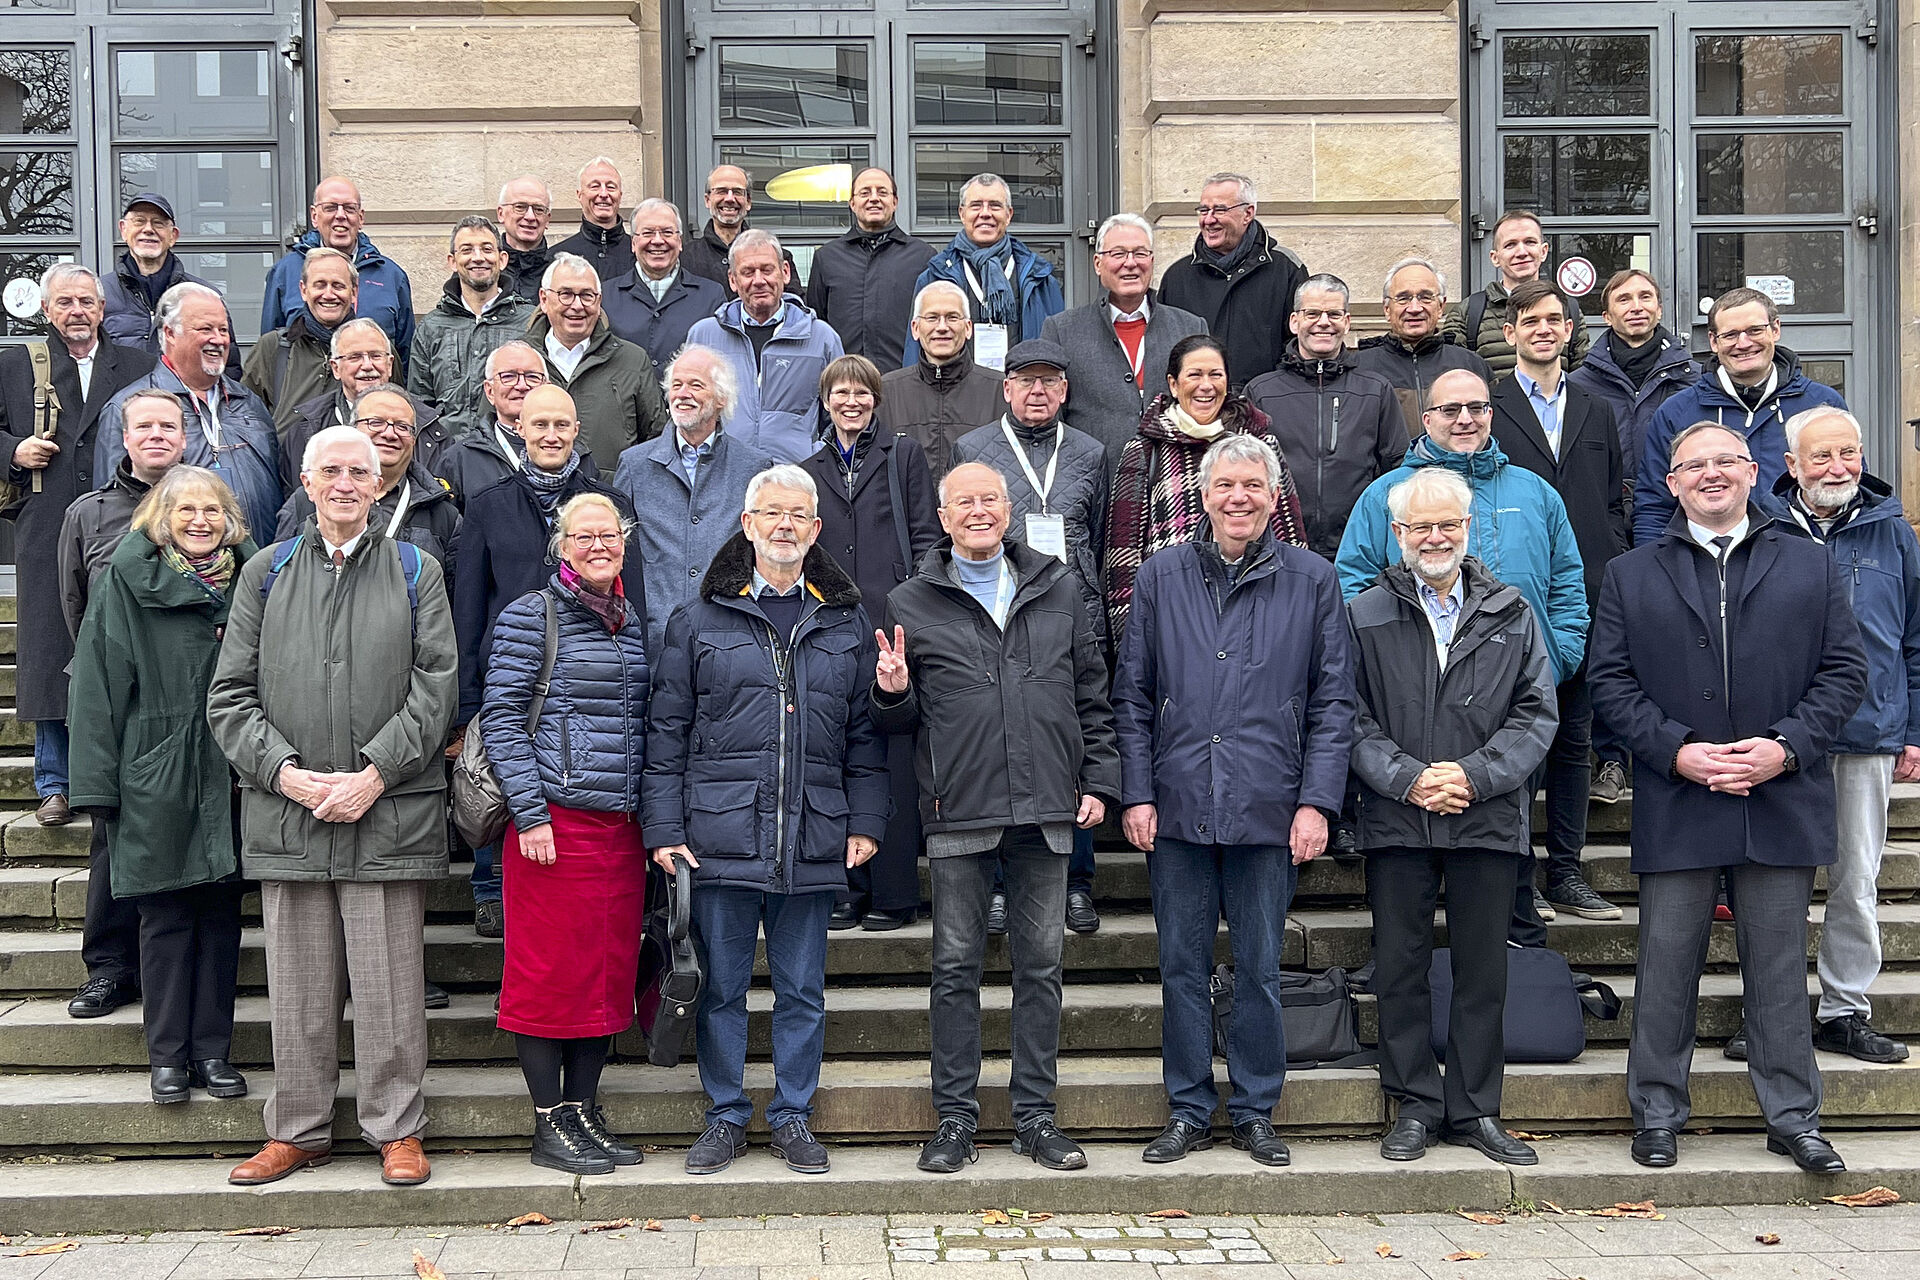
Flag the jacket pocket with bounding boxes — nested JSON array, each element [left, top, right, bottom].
[[798, 782, 850, 861], [115, 727, 203, 883], [686, 777, 760, 859]]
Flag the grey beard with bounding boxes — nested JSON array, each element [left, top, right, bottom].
[[1806, 479, 1859, 512]]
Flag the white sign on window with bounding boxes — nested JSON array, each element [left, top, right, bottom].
[[1745, 275, 1795, 307]]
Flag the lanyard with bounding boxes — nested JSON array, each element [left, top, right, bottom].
[[961, 256, 1016, 307], [989, 557, 1015, 627], [384, 479, 412, 538], [196, 388, 222, 449], [999, 418, 1063, 514], [493, 422, 520, 465]]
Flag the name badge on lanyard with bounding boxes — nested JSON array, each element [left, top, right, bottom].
[[963, 256, 1016, 371], [1001, 419, 1069, 564]]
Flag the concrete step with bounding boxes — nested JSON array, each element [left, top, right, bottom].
[[1559, 781, 1920, 838]]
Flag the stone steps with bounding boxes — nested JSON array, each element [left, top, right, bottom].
[[5, 970, 1919, 1070]]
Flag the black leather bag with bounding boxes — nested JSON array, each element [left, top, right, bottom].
[[635, 857, 704, 1067], [1427, 944, 1621, 1063], [1210, 964, 1376, 1069]]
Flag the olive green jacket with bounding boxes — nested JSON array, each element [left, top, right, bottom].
[[207, 518, 458, 881]]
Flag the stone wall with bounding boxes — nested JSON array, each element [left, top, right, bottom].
[[314, 0, 665, 306]]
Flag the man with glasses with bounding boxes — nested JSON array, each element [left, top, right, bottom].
[[873, 460, 1119, 1176], [681, 164, 800, 299], [279, 319, 446, 496], [409, 216, 534, 440], [102, 191, 240, 376], [878, 282, 1005, 483], [1441, 210, 1589, 382], [1039, 213, 1204, 485], [1633, 286, 1848, 544], [1589, 422, 1866, 1176], [1352, 257, 1495, 437], [244, 248, 361, 438], [554, 158, 636, 284], [603, 198, 727, 367], [1158, 172, 1307, 389], [262, 178, 416, 379], [436, 340, 561, 512], [496, 177, 556, 302], [803, 168, 936, 373], [906, 174, 1064, 370], [528, 254, 670, 472]]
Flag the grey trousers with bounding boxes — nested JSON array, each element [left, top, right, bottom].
[[1818, 753, 1894, 1021], [260, 879, 430, 1150], [1628, 862, 1821, 1138], [928, 826, 1067, 1130]]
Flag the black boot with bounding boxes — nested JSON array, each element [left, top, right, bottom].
[[150, 1065, 190, 1105], [189, 1058, 249, 1099], [577, 1099, 643, 1165], [529, 1104, 614, 1175]]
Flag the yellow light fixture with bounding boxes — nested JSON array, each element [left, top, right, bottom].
[[765, 164, 853, 203]]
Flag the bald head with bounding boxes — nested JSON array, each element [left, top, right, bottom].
[[518, 385, 581, 471]]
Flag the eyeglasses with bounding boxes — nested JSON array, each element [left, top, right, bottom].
[[333, 350, 389, 367], [1389, 290, 1441, 307], [750, 507, 816, 526], [503, 202, 550, 217], [550, 289, 600, 305], [312, 464, 374, 483], [634, 229, 679, 242], [944, 494, 1005, 512], [708, 185, 749, 198], [1194, 202, 1251, 218], [1670, 454, 1754, 477], [1801, 446, 1862, 466], [1009, 374, 1066, 389], [1296, 308, 1349, 322], [353, 416, 414, 437], [1713, 323, 1777, 344], [489, 369, 547, 387], [315, 201, 362, 217], [1097, 248, 1154, 263], [1395, 519, 1466, 538], [961, 199, 1009, 213], [565, 531, 626, 549], [1423, 401, 1494, 419]]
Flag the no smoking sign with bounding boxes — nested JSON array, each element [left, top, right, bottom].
[[1555, 256, 1597, 297]]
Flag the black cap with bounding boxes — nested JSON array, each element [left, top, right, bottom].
[[1001, 339, 1069, 375], [123, 192, 175, 222]]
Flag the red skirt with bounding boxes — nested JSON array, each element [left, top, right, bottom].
[[498, 805, 647, 1038]]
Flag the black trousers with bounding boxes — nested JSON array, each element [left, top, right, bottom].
[[1368, 846, 1519, 1128], [840, 733, 922, 913], [1510, 671, 1593, 945], [137, 881, 244, 1067], [81, 817, 142, 986]]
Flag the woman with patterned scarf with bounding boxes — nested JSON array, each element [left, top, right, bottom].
[[67, 465, 257, 1106], [1105, 334, 1307, 641]]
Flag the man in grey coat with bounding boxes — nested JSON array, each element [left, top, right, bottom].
[[610, 344, 776, 655], [208, 425, 458, 1190], [1041, 214, 1204, 485]]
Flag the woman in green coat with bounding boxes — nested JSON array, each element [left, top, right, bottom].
[[69, 465, 258, 1106]]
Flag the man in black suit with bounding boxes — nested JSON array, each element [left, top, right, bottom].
[[0, 262, 157, 1013], [1489, 279, 1627, 929]]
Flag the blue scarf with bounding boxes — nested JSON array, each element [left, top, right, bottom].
[[949, 232, 1019, 330]]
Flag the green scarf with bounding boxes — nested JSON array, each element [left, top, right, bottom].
[[162, 544, 237, 599]]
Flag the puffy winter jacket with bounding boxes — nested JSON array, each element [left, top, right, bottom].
[[1633, 347, 1846, 544], [641, 535, 890, 895], [1336, 435, 1589, 684], [1348, 332, 1495, 438], [684, 295, 845, 464], [1565, 327, 1701, 484], [482, 575, 650, 829], [903, 234, 1064, 366], [1774, 472, 1920, 756], [1156, 221, 1305, 388], [262, 231, 416, 379], [1440, 277, 1590, 381], [408, 277, 536, 439]]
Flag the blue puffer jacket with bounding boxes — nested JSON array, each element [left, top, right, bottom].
[[1336, 434, 1588, 684], [683, 295, 845, 464], [481, 576, 650, 830], [1633, 347, 1846, 543], [1774, 471, 1920, 756], [262, 230, 417, 380], [640, 533, 889, 895]]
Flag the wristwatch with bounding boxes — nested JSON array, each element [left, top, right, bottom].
[[1772, 735, 1799, 773]]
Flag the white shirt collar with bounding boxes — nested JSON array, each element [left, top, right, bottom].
[[1687, 515, 1751, 553], [1108, 297, 1150, 325], [321, 529, 367, 561], [544, 330, 591, 377]]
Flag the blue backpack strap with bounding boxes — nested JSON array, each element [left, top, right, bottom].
[[258, 534, 305, 605], [396, 540, 424, 637]]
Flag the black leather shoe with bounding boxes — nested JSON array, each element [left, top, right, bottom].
[[1631, 1128, 1678, 1168], [474, 899, 504, 939], [189, 1058, 249, 1099], [829, 901, 861, 931], [1379, 1116, 1438, 1162], [1013, 1118, 1087, 1170], [150, 1065, 190, 1105], [424, 981, 450, 1010], [987, 892, 1008, 936], [1066, 888, 1100, 934], [1815, 1013, 1911, 1064], [917, 1117, 978, 1173], [1768, 1130, 1845, 1174], [1231, 1118, 1290, 1166], [1142, 1118, 1213, 1164], [578, 1100, 642, 1166], [1329, 821, 1360, 861], [860, 906, 914, 931], [531, 1104, 614, 1176], [67, 975, 138, 1019], [1724, 1019, 1749, 1061], [684, 1119, 747, 1175], [770, 1119, 831, 1174], [1444, 1117, 1538, 1165]]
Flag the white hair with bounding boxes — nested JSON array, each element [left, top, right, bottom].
[[913, 280, 969, 318], [39, 261, 102, 301], [301, 245, 359, 287], [1201, 172, 1257, 208], [728, 227, 785, 271], [664, 344, 738, 419], [1094, 213, 1153, 254], [743, 464, 818, 516], [632, 197, 682, 224], [496, 176, 551, 205], [1198, 434, 1281, 493], [576, 156, 622, 186], [156, 282, 225, 336], [937, 463, 1010, 508], [485, 339, 542, 379], [1784, 405, 1864, 455], [1383, 256, 1448, 301], [541, 253, 601, 292], [301, 423, 381, 476], [330, 317, 390, 358], [1386, 467, 1473, 523]]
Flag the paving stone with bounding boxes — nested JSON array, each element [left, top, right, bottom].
[[758, 1266, 890, 1280], [820, 1227, 890, 1264], [1026, 1262, 1159, 1279], [1431, 1221, 1600, 1258], [1282, 1263, 1429, 1279], [1310, 1225, 1458, 1262], [1534, 1257, 1705, 1280], [1805, 1250, 1920, 1279], [1680, 1252, 1843, 1279], [293, 1238, 446, 1276], [437, 1233, 573, 1272], [693, 1230, 821, 1267], [1670, 1213, 1859, 1254], [1158, 1266, 1296, 1280], [175, 1239, 320, 1278], [1547, 1217, 1730, 1256], [562, 1232, 698, 1269], [1803, 1217, 1920, 1251], [0, 1259, 55, 1280], [34, 1243, 192, 1280], [1416, 1261, 1572, 1280]]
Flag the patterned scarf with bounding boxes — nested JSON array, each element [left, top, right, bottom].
[[559, 560, 626, 633], [162, 544, 237, 599], [521, 451, 580, 523]]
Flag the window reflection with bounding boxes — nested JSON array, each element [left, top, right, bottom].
[[0, 149, 74, 236], [718, 142, 874, 230], [719, 44, 869, 131], [1695, 132, 1844, 216], [1547, 231, 1654, 318], [1697, 231, 1845, 313], [1502, 35, 1651, 118], [115, 48, 272, 139], [1503, 134, 1652, 216], [1695, 34, 1842, 116], [0, 48, 73, 136], [0, 250, 71, 338], [914, 142, 1064, 226], [914, 42, 1063, 127], [116, 150, 278, 237]]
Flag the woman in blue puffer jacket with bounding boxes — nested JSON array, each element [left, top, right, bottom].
[[480, 492, 649, 1179]]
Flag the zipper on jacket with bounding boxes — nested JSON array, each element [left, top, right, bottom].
[[560, 712, 573, 787], [764, 618, 792, 892]]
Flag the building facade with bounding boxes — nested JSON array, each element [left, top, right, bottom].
[[1, 0, 1911, 485]]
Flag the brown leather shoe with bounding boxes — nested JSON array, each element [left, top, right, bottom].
[[228, 1140, 331, 1185], [35, 794, 71, 826], [380, 1135, 430, 1185]]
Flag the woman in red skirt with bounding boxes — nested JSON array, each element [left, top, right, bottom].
[[480, 493, 651, 1175]]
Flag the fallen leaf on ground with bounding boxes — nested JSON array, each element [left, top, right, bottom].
[[224, 1226, 299, 1237], [1510, 1131, 1552, 1141], [1755, 1233, 1781, 1245], [643, 1220, 664, 1232], [581, 1220, 634, 1233], [1443, 1250, 1487, 1261], [1587, 1202, 1665, 1220], [688, 1214, 704, 1222], [1826, 1187, 1901, 1208], [1146, 1208, 1192, 1219], [1457, 1212, 1505, 1225], [411, 1252, 446, 1280], [1374, 1242, 1399, 1258], [506, 1212, 552, 1227], [1539, 1201, 1568, 1215], [1325, 1257, 1344, 1265], [14, 1242, 78, 1256], [981, 1209, 1011, 1225], [1009, 1208, 1053, 1221]]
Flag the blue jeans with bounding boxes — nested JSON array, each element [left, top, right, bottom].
[[994, 826, 1095, 896], [690, 886, 832, 1129], [1149, 837, 1298, 1127], [470, 840, 502, 904], [34, 720, 68, 798]]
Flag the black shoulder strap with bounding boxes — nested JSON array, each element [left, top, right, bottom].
[[1466, 292, 1489, 348], [885, 435, 914, 575], [273, 330, 294, 408], [526, 589, 559, 733]]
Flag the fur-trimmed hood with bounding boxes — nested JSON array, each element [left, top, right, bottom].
[[699, 529, 862, 608]]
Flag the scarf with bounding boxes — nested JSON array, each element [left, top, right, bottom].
[[559, 560, 626, 633], [162, 543, 237, 599], [1168, 401, 1226, 441], [1195, 219, 1265, 275], [949, 232, 1019, 329], [521, 451, 580, 522], [1610, 326, 1667, 390]]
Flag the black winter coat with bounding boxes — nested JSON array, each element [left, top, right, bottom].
[[873, 541, 1121, 835], [499, 239, 554, 305], [1348, 558, 1559, 854], [803, 224, 937, 373], [602, 268, 727, 373], [58, 460, 151, 641], [1490, 375, 1626, 607], [0, 336, 155, 720], [875, 351, 1004, 481], [553, 219, 636, 284], [681, 219, 800, 299], [799, 429, 942, 623], [1156, 221, 1305, 389], [642, 535, 890, 895], [1348, 332, 1495, 438]]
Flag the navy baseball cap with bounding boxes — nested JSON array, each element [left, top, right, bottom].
[[123, 192, 176, 222]]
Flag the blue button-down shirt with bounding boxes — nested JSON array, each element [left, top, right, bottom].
[[677, 427, 717, 488], [1515, 368, 1567, 461], [1417, 574, 1464, 667]]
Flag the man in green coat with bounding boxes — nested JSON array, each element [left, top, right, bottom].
[[208, 424, 458, 1190]]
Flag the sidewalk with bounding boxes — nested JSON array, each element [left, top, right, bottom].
[[2, 1200, 1916, 1278]]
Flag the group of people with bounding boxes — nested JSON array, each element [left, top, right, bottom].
[[1, 159, 1911, 1187]]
